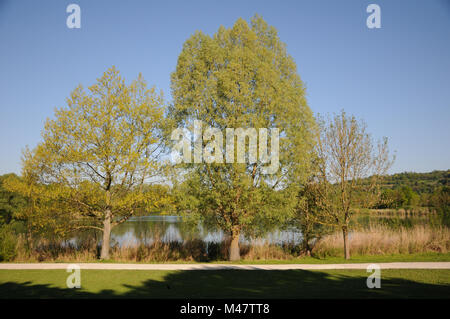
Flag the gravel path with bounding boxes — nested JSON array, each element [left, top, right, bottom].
[[1, 262, 449, 270]]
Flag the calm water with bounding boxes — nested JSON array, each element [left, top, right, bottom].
[[105, 213, 438, 247], [111, 215, 302, 246]]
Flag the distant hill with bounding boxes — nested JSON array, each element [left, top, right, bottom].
[[354, 170, 449, 210], [380, 170, 449, 194]]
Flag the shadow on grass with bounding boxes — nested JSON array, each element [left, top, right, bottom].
[[0, 270, 449, 299]]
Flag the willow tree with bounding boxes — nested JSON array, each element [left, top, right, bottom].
[[169, 15, 316, 260], [21, 67, 165, 259]]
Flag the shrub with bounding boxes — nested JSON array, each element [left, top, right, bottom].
[[0, 225, 18, 261]]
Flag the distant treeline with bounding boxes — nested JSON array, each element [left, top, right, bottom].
[[372, 170, 449, 210], [381, 170, 449, 193]]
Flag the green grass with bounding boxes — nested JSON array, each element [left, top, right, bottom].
[[1, 269, 449, 298], [211, 252, 450, 264], [242, 252, 450, 264]]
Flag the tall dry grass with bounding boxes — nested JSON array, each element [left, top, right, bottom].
[[8, 224, 450, 262], [12, 235, 99, 262], [313, 224, 450, 258], [10, 236, 299, 262]]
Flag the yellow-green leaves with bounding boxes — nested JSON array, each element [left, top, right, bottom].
[[170, 15, 316, 239], [20, 67, 166, 235]]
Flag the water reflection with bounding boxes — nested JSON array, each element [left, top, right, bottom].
[[104, 213, 437, 247], [111, 216, 304, 247]]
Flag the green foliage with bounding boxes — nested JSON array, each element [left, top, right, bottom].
[[430, 186, 450, 226], [0, 174, 26, 225], [372, 170, 449, 209], [294, 181, 333, 255], [169, 15, 316, 250], [0, 224, 17, 261], [138, 184, 176, 216], [381, 170, 449, 194], [378, 186, 419, 208], [8, 67, 167, 258]]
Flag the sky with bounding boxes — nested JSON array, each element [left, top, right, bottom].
[[0, 0, 449, 175]]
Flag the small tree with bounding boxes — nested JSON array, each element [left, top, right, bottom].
[[295, 179, 332, 256], [2, 152, 58, 250], [16, 67, 165, 259], [313, 110, 394, 259]]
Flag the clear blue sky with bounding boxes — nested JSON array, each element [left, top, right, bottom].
[[1, 0, 449, 175]]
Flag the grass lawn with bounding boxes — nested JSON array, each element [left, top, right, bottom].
[[0, 269, 449, 299], [211, 252, 450, 264]]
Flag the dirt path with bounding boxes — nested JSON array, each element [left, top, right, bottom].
[[1, 262, 449, 270]]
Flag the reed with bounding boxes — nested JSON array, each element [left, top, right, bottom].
[[313, 224, 450, 258]]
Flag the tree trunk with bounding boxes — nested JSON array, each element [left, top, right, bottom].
[[100, 209, 111, 260], [305, 238, 312, 257], [26, 222, 33, 252], [342, 225, 350, 260], [229, 228, 240, 261]]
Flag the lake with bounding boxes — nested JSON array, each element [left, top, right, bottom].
[[106, 212, 438, 247]]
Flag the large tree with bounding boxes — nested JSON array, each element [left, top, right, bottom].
[[16, 67, 165, 259], [169, 16, 316, 260]]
